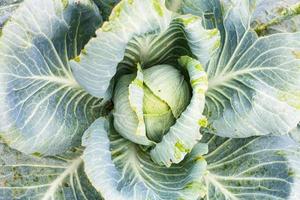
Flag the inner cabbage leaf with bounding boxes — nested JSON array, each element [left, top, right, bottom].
[[70, 0, 173, 99], [70, 0, 220, 101]]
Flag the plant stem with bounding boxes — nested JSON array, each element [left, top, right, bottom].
[[255, 2, 300, 35]]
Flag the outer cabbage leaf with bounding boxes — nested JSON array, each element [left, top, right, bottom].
[[202, 133, 300, 200], [252, 1, 300, 140], [0, 142, 102, 200], [205, 0, 300, 138], [290, 124, 300, 143], [82, 118, 208, 200], [252, 0, 300, 35], [93, 0, 120, 21], [165, 0, 223, 30], [0, 0, 23, 31], [65, 0, 104, 59], [218, 0, 300, 34], [0, 0, 103, 155], [177, 15, 220, 66]]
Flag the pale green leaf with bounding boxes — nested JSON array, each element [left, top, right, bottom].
[[0, 0, 103, 155], [113, 74, 153, 146], [143, 85, 176, 143], [150, 56, 208, 167], [143, 64, 189, 143], [143, 64, 191, 118], [82, 118, 208, 200], [128, 64, 147, 139], [0, 142, 102, 200]]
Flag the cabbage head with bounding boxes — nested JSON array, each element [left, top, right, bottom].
[[0, 0, 300, 200]]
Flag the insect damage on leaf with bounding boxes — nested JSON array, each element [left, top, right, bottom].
[[292, 50, 300, 59]]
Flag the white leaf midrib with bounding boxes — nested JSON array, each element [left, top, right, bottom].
[[207, 66, 283, 90], [204, 172, 239, 200], [30, 75, 80, 88], [41, 157, 82, 200]]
